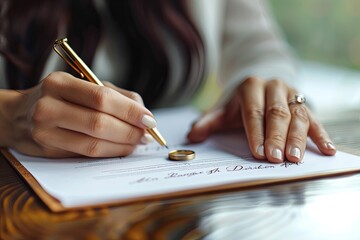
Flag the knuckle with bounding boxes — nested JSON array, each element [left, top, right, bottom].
[[31, 128, 48, 145], [238, 76, 261, 94], [268, 79, 284, 88], [125, 102, 141, 122], [91, 87, 113, 110], [244, 105, 264, 120], [291, 106, 309, 123], [267, 132, 286, 145], [267, 104, 290, 120], [85, 139, 102, 157], [88, 113, 107, 136], [249, 133, 264, 144], [125, 127, 139, 143], [288, 134, 307, 145], [32, 99, 51, 123], [128, 91, 143, 103], [242, 76, 261, 87], [44, 71, 62, 82], [314, 132, 328, 142], [42, 72, 62, 90]]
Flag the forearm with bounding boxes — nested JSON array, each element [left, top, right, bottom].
[[220, 0, 297, 93], [0, 89, 22, 147]]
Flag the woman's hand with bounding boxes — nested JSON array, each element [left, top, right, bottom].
[[2, 71, 155, 158], [187, 76, 336, 163]]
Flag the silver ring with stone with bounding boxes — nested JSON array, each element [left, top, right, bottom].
[[288, 93, 306, 106]]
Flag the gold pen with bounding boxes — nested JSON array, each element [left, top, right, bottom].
[[53, 37, 168, 148]]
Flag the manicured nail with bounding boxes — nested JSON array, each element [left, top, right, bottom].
[[141, 134, 154, 144], [257, 145, 265, 157], [142, 115, 157, 128], [290, 147, 301, 159], [326, 142, 336, 150], [272, 148, 283, 161]]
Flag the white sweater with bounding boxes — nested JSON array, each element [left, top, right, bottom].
[[0, 0, 296, 105]]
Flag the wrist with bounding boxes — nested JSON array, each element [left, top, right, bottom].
[[0, 89, 24, 147]]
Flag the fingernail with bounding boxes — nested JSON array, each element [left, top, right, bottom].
[[272, 148, 283, 161], [257, 145, 265, 157], [326, 142, 336, 150], [141, 133, 154, 144], [290, 147, 301, 159], [142, 115, 157, 129]]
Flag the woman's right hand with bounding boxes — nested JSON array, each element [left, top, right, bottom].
[[1, 71, 156, 158]]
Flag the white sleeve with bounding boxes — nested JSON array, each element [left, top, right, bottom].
[[218, 0, 298, 103]]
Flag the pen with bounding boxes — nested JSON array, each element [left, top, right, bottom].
[[53, 37, 168, 148]]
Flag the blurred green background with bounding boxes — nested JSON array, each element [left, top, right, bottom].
[[268, 0, 360, 69], [194, 0, 360, 110]]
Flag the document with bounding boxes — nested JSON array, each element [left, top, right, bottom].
[[6, 107, 360, 211]]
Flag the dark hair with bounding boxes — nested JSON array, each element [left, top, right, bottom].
[[0, 0, 205, 107]]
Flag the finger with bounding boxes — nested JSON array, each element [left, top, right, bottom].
[[307, 110, 337, 155], [37, 97, 146, 145], [238, 77, 266, 159], [188, 90, 247, 143], [264, 80, 291, 163], [103, 81, 145, 106], [285, 90, 310, 162], [41, 72, 156, 129], [11, 138, 80, 158], [187, 108, 226, 143], [31, 126, 136, 158]]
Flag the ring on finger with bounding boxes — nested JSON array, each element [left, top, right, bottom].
[[288, 93, 306, 106]]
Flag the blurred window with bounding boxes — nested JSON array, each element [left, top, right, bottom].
[[269, 0, 360, 69]]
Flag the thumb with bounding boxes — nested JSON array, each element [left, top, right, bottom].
[[187, 108, 225, 143]]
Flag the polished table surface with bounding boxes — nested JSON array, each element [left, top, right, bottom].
[[1, 119, 360, 240]]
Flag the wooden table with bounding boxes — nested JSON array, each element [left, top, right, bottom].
[[1, 120, 360, 240]]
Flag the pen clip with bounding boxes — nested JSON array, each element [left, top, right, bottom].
[[53, 38, 85, 79]]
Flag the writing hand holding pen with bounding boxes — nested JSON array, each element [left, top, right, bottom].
[[4, 39, 164, 158], [53, 38, 168, 148]]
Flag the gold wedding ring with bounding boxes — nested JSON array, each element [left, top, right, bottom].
[[168, 150, 195, 161]]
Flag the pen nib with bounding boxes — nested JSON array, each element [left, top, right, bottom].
[[165, 145, 169, 149]]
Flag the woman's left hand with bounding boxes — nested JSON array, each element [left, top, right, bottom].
[[187, 76, 336, 163]]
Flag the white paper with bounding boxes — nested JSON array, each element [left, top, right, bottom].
[[9, 107, 360, 208]]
